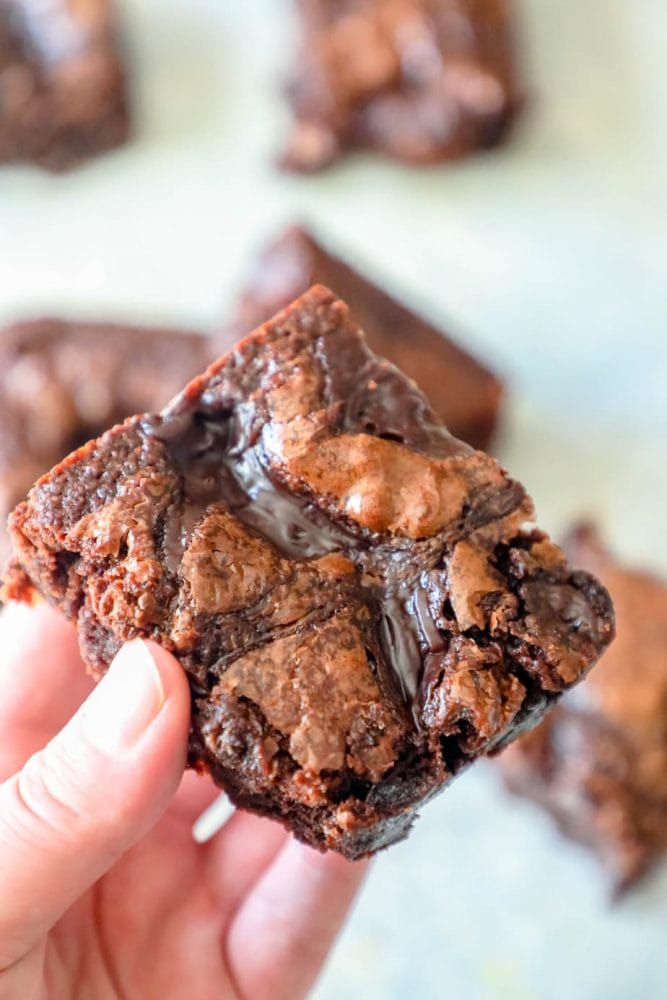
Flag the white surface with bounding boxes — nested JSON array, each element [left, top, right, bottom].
[[191, 793, 235, 845], [1, 1, 666, 997]]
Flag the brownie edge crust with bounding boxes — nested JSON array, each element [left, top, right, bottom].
[[5, 287, 614, 858]]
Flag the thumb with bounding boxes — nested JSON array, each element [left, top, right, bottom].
[[0, 639, 190, 971]]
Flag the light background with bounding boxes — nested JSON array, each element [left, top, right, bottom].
[[1, 1, 666, 997]]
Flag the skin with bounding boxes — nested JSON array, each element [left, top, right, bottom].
[[0, 602, 368, 1000]]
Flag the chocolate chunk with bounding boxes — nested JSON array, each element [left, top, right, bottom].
[[281, 0, 520, 171], [0, 318, 211, 568], [500, 525, 667, 892], [0, 0, 129, 170], [219, 226, 503, 450], [5, 287, 614, 858]]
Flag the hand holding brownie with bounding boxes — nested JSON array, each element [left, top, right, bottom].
[[0, 286, 615, 999], [0, 603, 367, 1000]]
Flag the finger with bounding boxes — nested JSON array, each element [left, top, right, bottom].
[[0, 639, 190, 972], [170, 770, 221, 826], [227, 839, 369, 1000], [0, 602, 93, 780], [206, 810, 288, 915]]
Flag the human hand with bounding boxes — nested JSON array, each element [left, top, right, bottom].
[[0, 602, 367, 999]]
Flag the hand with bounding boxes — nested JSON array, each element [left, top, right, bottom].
[[0, 602, 367, 1000]]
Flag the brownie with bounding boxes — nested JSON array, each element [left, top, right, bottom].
[[0, 318, 211, 567], [220, 227, 503, 451], [5, 287, 614, 858], [500, 525, 667, 892], [282, 0, 520, 172], [0, 0, 129, 170]]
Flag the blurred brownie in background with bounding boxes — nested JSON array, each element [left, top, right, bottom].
[[0, 319, 210, 566], [500, 525, 667, 892], [0, 0, 129, 170], [219, 227, 503, 450], [282, 0, 520, 171]]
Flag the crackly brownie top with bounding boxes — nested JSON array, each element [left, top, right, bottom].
[[0, 318, 209, 565], [10, 288, 614, 786], [283, 0, 518, 169]]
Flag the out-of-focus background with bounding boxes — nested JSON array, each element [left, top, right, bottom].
[[1, 1, 666, 997]]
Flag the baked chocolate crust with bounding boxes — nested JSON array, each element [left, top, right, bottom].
[[0, 0, 129, 170], [0, 318, 211, 566], [6, 288, 613, 857], [219, 226, 503, 451], [282, 0, 520, 172], [500, 525, 667, 892]]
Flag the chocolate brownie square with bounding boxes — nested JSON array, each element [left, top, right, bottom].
[[220, 227, 503, 450], [0, 0, 129, 170], [501, 525, 667, 891], [282, 0, 520, 171], [0, 318, 211, 567], [5, 288, 614, 858]]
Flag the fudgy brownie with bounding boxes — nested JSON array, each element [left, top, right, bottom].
[[501, 525, 667, 892], [282, 0, 520, 171], [220, 227, 503, 451], [0, 318, 210, 567], [5, 288, 614, 858], [0, 0, 128, 170]]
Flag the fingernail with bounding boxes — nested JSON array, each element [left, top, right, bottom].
[[80, 640, 166, 754]]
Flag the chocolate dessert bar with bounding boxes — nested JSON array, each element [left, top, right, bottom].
[[0, 318, 210, 567], [501, 525, 667, 891], [282, 0, 520, 171], [0, 0, 129, 170], [5, 288, 613, 857], [220, 227, 503, 450]]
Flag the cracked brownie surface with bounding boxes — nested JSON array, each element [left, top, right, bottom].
[[6, 287, 614, 857], [220, 226, 503, 450], [0, 0, 128, 170], [501, 525, 667, 891], [282, 0, 520, 171]]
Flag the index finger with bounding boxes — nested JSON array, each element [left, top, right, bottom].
[[0, 601, 93, 780]]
